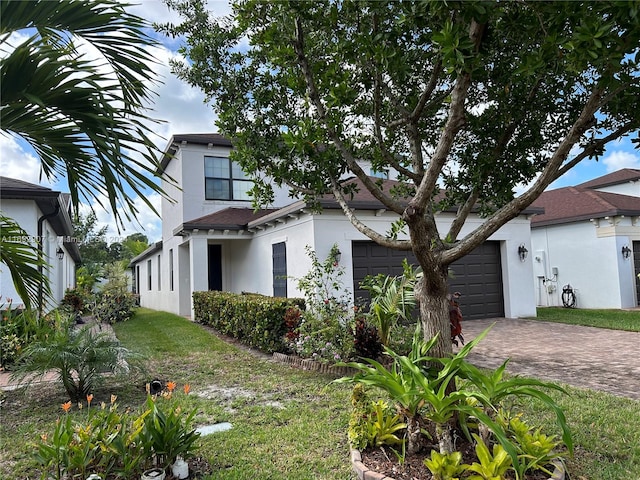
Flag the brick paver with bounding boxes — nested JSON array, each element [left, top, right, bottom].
[[460, 318, 640, 400]]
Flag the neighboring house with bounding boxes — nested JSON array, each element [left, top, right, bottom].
[[130, 133, 539, 320], [0, 176, 80, 310], [531, 168, 640, 309]]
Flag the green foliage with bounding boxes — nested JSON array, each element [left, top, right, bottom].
[[424, 450, 466, 480], [141, 393, 200, 468], [1, 1, 167, 226], [0, 215, 48, 310], [368, 400, 407, 447], [348, 384, 372, 450], [193, 291, 305, 353], [466, 434, 513, 480], [0, 305, 58, 367], [161, 0, 640, 359], [290, 245, 355, 362], [497, 412, 565, 477], [10, 316, 142, 402], [90, 262, 137, 324], [360, 260, 420, 346], [35, 385, 198, 479]]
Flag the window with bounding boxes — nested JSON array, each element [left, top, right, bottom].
[[157, 255, 161, 291], [272, 242, 287, 297], [147, 259, 152, 291], [169, 249, 174, 291], [204, 156, 252, 201], [135, 265, 140, 294]]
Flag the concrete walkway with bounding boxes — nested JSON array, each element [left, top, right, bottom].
[[460, 318, 640, 400]]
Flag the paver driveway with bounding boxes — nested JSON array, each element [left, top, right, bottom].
[[459, 318, 640, 400]]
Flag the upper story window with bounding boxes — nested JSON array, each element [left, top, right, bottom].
[[205, 156, 252, 201]]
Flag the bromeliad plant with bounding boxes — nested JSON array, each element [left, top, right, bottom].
[[337, 324, 573, 479]]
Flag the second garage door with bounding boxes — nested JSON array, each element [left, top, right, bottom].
[[352, 241, 504, 320]]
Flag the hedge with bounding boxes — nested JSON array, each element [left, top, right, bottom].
[[192, 291, 305, 353]]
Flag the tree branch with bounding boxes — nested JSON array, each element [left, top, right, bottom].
[[442, 85, 605, 264], [293, 16, 405, 215], [330, 178, 413, 250]]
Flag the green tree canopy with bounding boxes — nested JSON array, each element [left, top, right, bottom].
[[161, 0, 640, 355]]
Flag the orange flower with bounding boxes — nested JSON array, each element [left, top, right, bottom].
[[183, 384, 191, 395], [166, 381, 176, 392], [86, 394, 94, 406], [40, 434, 48, 442], [61, 401, 72, 413]]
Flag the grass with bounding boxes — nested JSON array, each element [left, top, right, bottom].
[[1, 307, 639, 479], [534, 307, 640, 331]]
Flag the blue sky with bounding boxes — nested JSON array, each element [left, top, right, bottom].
[[2, 0, 639, 244]]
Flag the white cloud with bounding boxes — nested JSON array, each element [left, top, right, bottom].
[[80, 192, 163, 244], [0, 134, 54, 187], [602, 150, 640, 172]]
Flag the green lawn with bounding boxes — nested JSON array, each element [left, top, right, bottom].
[[534, 307, 640, 331], [1, 308, 639, 479]]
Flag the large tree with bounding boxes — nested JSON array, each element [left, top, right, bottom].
[[162, 0, 640, 356], [0, 0, 166, 309]]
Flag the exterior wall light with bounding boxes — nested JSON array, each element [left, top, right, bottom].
[[518, 244, 528, 262], [56, 247, 64, 260], [621, 245, 632, 259]]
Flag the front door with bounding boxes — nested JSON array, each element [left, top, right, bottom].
[[208, 244, 222, 291]]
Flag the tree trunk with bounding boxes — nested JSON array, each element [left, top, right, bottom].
[[414, 273, 452, 358], [406, 415, 424, 455]]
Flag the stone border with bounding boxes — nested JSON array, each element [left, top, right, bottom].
[[350, 448, 565, 480], [272, 352, 358, 376]]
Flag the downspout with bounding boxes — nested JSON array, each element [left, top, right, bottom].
[[37, 204, 60, 316]]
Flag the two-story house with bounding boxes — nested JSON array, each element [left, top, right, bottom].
[[131, 133, 538, 320], [531, 168, 640, 309]]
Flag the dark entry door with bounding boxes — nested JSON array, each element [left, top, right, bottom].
[[633, 241, 640, 305], [352, 241, 504, 320], [208, 244, 222, 291]]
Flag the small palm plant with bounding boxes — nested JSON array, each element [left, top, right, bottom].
[[10, 313, 142, 402]]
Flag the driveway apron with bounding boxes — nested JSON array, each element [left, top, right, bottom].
[[459, 318, 640, 401]]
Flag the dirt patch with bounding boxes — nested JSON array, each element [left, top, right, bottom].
[[195, 384, 286, 411]]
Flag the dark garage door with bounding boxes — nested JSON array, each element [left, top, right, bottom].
[[352, 241, 504, 320]]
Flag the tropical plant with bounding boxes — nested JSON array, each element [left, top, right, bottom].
[[141, 389, 200, 469], [0, 304, 58, 367], [161, 0, 640, 358], [367, 400, 407, 447], [0, 0, 167, 309], [10, 315, 142, 402], [361, 260, 420, 346], [466, 434, 513, 480], [424, 450, 466, 480]]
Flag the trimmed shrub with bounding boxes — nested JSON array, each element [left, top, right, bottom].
[[193, 291, 305, 353]]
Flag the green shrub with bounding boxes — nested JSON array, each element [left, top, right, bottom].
[[61, 287, 93, 314], [35, 383, 198, 480], [92, 291, 137, 324], [193, 291, 305, 353], [10, 315, 142, 402], [0, 305, 58, 367]]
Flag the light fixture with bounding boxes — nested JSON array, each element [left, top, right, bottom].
[[518, 244, 528, 262], [331, 247, 342, 264], [56, 247, 64, 260], [621, 245, 632, 259]]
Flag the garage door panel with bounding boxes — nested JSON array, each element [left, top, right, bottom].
[[353, 241, 504, 320]]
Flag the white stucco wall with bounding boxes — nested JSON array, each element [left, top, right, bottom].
[[592, 181, 640, 197], [531, 220, 638, 309], [1, 199, 75, 309]]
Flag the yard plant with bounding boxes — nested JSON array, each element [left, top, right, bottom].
[[1, 309, 639, 479]]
